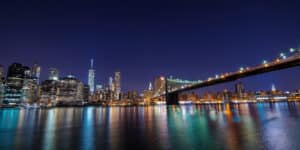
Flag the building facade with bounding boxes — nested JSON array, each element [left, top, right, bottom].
[[114, 71, 121, 100], [88, 59, 95, 94], [49, 68, 59, 81]]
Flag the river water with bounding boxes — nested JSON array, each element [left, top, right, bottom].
[[1, 103, 300, 150]]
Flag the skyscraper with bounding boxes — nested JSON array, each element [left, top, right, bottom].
[[0, 65, 4, 81], [235, 82, 245, 98], [271, 83, 276, 92], [22, 66, 39, 103], [114, 71, 121, 100], [0, 65, 4, 103], [88, 59, 95, 94], [148, 82, 153, 91], [4, 63, 26, 104], [32, 63, 41, 84], [49, 68, 59, 80], [109, 76, 114, 91]]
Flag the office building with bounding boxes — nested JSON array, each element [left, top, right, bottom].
[[88, 59, 95, 94], [114, 71, 121, 100], [56, 75, 85, 105], [32, 63, 41, 84], [0, 65, 4, 81], [235, 82, 245, 98], [4, 63, 26, 104], [40, 79, 59, 105], [49, 68, 59, 81]]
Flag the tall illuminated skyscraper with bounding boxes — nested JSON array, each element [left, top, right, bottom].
[[88, 59, 95, 94], [5, 63, 26, 104], [109, 76, 114, 91], [148, 82, 153, 91], [114, 71, 121, 100], [32, 63, 41, 84], [271, 83, 276, 92]]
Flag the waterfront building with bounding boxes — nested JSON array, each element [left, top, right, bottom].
[[56, 75, 85, 105], [22, 67, 39, 103], [0, 80, 4, 104], [92, 84, 104, 102], [109, 76, 114, 91], [0, 65, 4, 104], [148, 82, 153, 91], [143, 83, 154, 104], [3, 63, 26, 104], [88, 59, 95, 94], [40, 79, 59, 105], [124, 90, 139, 101], [31, 63, 41, 84], [49, 68, 59, 81], [271, 83, 276, 92], [114, 71, 121, 100], [0, 65, 4, 81], [83, 84, 90, 102], [235, 82, 245, 99], [223, 89, 232, 102], [143, 90, 153, 104], [96, 84, 103, 91]]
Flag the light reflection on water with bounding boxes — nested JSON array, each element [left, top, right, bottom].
[[0, 103, 300, 150]]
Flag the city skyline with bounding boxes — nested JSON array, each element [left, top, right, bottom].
[[2, 1, 300, 149], [1, 1, 300, 92]]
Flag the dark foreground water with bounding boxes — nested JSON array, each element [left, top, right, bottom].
[[1, 103, 300, 150]]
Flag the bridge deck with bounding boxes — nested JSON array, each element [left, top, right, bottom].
[[169, 54, 300, 94]]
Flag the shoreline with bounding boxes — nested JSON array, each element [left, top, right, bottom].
[[1, 100, 300, 109]]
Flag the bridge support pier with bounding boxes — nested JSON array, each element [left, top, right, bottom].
[[166, 92, 179, 105]]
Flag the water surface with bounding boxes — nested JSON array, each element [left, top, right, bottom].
[[1, 103, 300, 150]]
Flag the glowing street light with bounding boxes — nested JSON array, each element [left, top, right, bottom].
[[280, 53, 286, 59]]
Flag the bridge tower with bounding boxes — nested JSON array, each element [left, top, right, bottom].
[[165, 79, 179, 105]]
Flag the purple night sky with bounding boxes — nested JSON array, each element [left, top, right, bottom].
[[1, 0, 300, 92]]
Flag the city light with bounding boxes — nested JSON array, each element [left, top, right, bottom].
[[1, 46, 300, 107], [239, 67, 244, 73], [280, 52, 286, 59], [262, 60, 267, 64], [262, 60, 268, 67], [215, 74, 219, 79]]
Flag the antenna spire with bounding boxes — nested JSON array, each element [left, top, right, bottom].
[[90, 59, 94, 69]]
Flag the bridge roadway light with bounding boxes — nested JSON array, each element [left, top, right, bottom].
[[263, 60, 267, 64], [280, 53, 286, 59], [263, 60, 269, 67], [239, 67, 244, 73], [215, 74, 219, 79], [220, 74, 225, 79], [290, 48, 295, 53]]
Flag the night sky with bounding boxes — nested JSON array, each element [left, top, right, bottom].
[[1, 0, 300, 92]]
